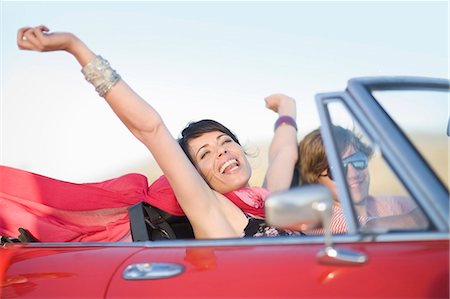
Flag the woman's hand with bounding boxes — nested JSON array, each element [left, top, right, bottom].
[[17, 26, 77, 52], [17, 25, 94, 65], [265, 93, 296, 115]]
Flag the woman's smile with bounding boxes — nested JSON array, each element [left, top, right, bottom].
[[219, 159, 240, 174]]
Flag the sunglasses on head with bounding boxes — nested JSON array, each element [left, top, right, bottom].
[[321, 151, 368, 180]]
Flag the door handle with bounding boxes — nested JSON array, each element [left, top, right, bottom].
[[122, 262, 184, 280]]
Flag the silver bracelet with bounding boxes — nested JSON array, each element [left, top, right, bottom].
[[81, 55, 121, 97]]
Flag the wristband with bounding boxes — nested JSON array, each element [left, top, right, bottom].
[[274, 115, 297, 132], [81, 55, 121, 97]]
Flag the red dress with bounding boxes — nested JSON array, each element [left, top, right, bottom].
[[0, 165, 266, 242]]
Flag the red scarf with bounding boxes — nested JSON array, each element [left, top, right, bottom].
[[0, 165, 266, 242]]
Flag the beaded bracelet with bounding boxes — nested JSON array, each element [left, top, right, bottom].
[[81, 55, 121, 97], [274, 115, 297, 132]]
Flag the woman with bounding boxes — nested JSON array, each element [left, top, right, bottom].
[[3, 25, 300, 241], [297, 125, 427, 234]]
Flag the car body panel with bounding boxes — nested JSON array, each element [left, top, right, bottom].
[[1, 246, 143, 298], [2, 237, 448, 298]]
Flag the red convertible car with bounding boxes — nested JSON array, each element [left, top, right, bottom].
[[1, 77, 449, 298]]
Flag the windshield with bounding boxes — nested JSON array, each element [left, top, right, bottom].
[[372, 90, 449, 190]]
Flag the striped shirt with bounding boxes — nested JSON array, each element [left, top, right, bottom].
[[305, 195, 418, 235]]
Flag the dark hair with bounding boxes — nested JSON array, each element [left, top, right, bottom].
[[298, 125, 373, 184], [178, 119, 240, 165]]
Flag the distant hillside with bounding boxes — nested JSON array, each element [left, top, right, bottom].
[[121, 133, 448, 194]]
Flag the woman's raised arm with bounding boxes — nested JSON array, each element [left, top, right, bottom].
[[17, 26, 163, 149], [263, 94, 298, 192], [17, 26, 236, 238]]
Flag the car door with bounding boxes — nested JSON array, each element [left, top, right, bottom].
[[103, 236, 448, 298]]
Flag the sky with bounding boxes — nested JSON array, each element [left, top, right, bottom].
[[1, 0, 449, 183]]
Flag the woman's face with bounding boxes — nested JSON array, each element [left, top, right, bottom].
[[318, 146, 370, 205], [187, 131, 252, 194]]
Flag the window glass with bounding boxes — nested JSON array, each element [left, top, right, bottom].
[[326, 100, 429, 233], [372, 90, 448, 190]]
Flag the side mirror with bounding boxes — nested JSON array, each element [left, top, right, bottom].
[[265, 185, 367, 266], [265, 185, 333, 231]]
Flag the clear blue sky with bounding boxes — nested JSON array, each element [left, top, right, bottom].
[[1, 1, 448, 182]]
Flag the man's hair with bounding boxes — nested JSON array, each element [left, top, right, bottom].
[[298, 125, 373, 184], [178, 119, 240, 165]]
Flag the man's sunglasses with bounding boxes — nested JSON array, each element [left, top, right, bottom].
[[321, 151, 368, 180]]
